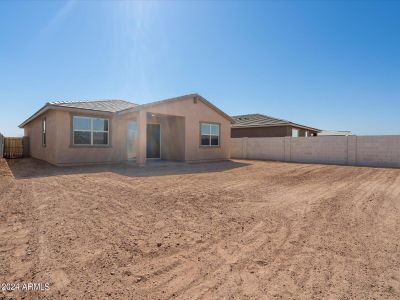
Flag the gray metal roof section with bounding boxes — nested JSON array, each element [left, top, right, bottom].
[[232, 113, 320, 132], [48, 99, 137, 112], [19, 100, 137, 127], [19, 94, 233, 127]]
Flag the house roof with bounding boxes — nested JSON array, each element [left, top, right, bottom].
[[19, 99, 136, 128], [232, 113, 321, 132], [48, 99, 137, 112], [118, 93, 234, 123], [19, 94, 233, 128]]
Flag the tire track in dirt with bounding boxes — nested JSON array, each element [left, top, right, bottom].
[[2, 159, 400, 299], [150, 195, 292, 298], [30, 178, 72, 298], [136, 164, 380, 299], [0, 175, 40, 299], [257, 168, 400, 299]]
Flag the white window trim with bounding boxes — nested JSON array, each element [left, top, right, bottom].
[[292, 128, 299, 138], [73, 116, 109, 146], [200, 123, 220, 147]]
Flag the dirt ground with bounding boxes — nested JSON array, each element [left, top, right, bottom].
[[1, 158, 400, 299]]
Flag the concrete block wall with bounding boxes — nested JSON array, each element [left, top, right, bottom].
[[347, 136, 357, 165], [247, 137, 285, 161], [356, 136, 400, 167], [231, 136, 400, 168], [290, 136, 348, 165], [283, 137, 291, 161], [230, 138, 245, 159]]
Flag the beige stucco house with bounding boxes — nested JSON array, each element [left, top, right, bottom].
[[19, 94, 233, 166]]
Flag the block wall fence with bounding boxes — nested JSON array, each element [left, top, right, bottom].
[[231, 136, 400, 168]]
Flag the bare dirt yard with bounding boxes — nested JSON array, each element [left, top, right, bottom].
[[1, 158, 400, 299]]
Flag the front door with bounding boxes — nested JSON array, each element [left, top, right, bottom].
[[146, 124, 161, 159]]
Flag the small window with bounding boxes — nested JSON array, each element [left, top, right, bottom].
[[42, 118, 46, 147], [292, 128, 299, 138], [305, 131, 309, 137], [73, 116, 109, 145], [200, 123, 220, 147]]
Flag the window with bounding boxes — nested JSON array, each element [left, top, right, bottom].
[[200, 123, 220, 146], [292, 128, 299, 138], [73, 116, 109, 145], [42, 118, 46, 147], [305, 131, 309, 137]]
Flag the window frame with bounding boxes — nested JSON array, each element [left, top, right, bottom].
[[72, 115, 110, 146], [199, 122, 221, 148], [42, 117, 46, 147]]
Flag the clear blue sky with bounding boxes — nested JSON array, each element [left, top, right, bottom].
[[1, 1, 399, 136]]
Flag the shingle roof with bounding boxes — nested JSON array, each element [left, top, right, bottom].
[[232, 113, 320, 132], [48, 99, 137, 112], [232, 113, 289, 127]]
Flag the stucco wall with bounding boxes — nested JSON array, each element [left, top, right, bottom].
[[25, 110, 59, 164], [147, 114, 185, 161], [23, 96, 231, 165], [231, 126, 318, 138], [25, 109, 137, 166], [232, 126, 289, 138], [231, 136, 400, 168], [54, 110, 133, 165], [136, 97, 231, 162]]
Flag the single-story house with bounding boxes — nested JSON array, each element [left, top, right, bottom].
[[19, 94, 233, 166], [231, 114, 320, 138]]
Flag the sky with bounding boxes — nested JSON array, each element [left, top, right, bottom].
[[0, 0, 399, 136]]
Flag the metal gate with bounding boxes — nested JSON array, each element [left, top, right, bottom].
[[3, 138, 24, 159]]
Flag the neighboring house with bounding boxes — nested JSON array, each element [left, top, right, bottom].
[[318, 130, 352, 136], [19, 94, 233, 166], [231, 114, 320, 138]]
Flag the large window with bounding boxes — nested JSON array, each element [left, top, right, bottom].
[[42, 118, 46, 147], [73, 116, 109, 145], [200, 123, 220, 146], [292, 128, 299, 138]]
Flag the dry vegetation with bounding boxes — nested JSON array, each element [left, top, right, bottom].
[[1, 158, 400, 299]]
